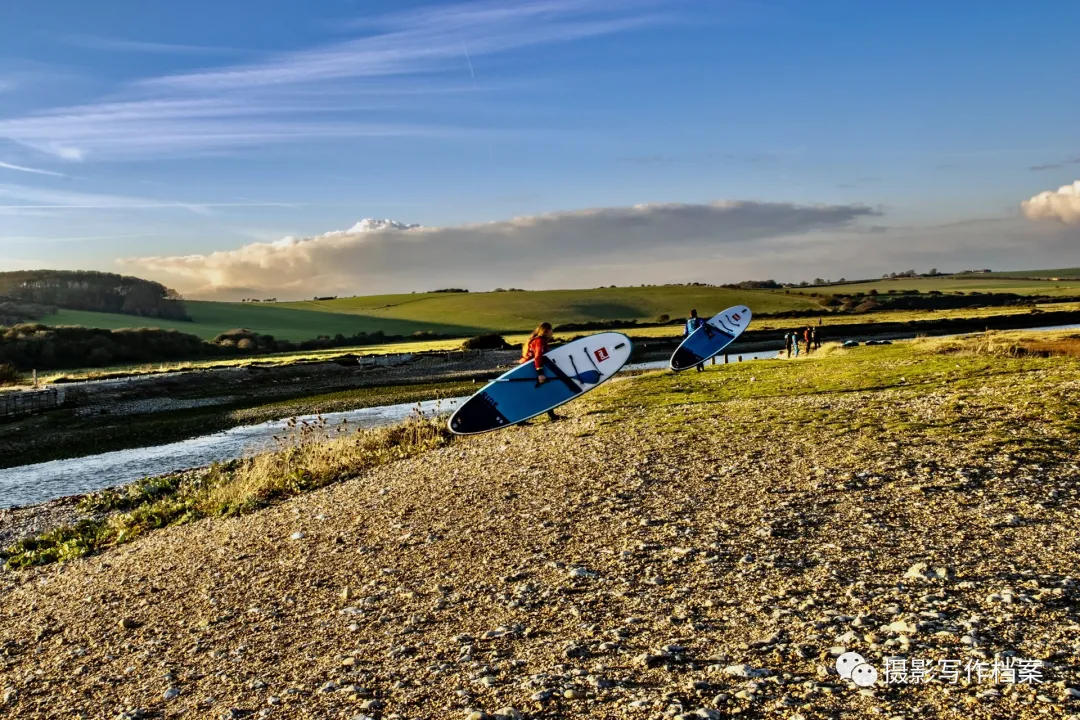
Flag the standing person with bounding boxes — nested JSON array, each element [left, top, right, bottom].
[[684, 309, 706, 372], [803, 326, 813, 355], [520, 322, 560, 423], [792, 330, 800, 357], [812, 326, 821, 350], [784, 331, 793, 358]]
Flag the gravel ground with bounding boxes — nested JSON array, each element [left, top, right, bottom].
[[0, 498, 88, 549], [1, 355, 1079, 720]]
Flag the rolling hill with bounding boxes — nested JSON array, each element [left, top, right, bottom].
[[25, 272, 1080, 343], [31, 286, 817, 341]]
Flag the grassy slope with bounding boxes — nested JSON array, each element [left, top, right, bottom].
[[42, 301, 470, 341], [278, 286, 815, 330], [33, 287, 813, 341]]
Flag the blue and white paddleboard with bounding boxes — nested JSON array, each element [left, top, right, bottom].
[[669, 306, 752, 371], [448, 332, 633, 435]]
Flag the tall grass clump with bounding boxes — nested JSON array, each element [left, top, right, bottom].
[[1, 407, 453, 569], [917, 330, 1080, 358], [199, 410, 451, 514]]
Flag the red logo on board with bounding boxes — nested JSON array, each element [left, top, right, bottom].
[[594, 347, 610, 362]]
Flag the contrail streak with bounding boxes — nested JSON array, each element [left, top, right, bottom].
[[461, 38, 476, 80]]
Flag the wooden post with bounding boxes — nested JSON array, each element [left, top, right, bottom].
[[711, 356, 716, 365], [724, 354, 729, 364], [738, 355, 743, 362]]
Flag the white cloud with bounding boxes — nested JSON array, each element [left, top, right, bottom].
[[122, 200, 880, 297], [1022, 180, 1080, 225]]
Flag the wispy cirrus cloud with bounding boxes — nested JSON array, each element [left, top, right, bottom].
[[0, 232, 163, 245], [62, 33, 249, 56], [1029, 158, 1080, 172], [147, 0, 663, 92], [0, 160, 68, 178], [0, 0, 673, 162], [0, 182, 429, 217], [0, 183, 315, 215]]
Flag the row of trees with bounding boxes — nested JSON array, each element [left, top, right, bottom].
[[0, 323, 461, 370], [0, 271, 189, 320], [817, 290, 1053, 314], [1, 325, 207, 370]]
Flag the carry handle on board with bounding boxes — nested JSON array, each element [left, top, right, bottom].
[[493, 370, 601, 385]]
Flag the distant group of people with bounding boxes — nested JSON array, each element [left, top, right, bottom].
[[784, 326, 820, 358]]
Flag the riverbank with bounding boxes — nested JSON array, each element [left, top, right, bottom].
[[5, 308, 1079, 470], [0, 370, 481, 469], [1, 330, 1078, 718]]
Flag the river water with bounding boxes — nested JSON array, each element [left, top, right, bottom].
[[0, 398, 465, 509], [2, 326, 1076, 509]]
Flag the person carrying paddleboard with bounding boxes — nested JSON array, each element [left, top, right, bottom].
[[684, 309, 706, 372], [519, 322, 560, 422]]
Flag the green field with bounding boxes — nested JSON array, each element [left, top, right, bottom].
[[39, 301, 458, 342], [275, 286, 815, 331], [984, 267, 1080, 279], [33, 286, 817, 341], [23, 274, 1080, 345]]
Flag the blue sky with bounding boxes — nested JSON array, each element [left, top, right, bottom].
[[1, 0, 1078, 297]]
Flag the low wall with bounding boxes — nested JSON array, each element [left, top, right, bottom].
[[0, 388, 65, 422]]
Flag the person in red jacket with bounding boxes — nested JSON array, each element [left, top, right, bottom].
[[520, 322, 559, 422]]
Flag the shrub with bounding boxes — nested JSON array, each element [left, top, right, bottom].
[[0, 362, 19, 386], [461, 333, 510, 350]]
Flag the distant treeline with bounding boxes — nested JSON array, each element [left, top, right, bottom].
[[0, 324, 454, 370], [721, 280, 783, 289], [817, 290, 1077, 313], [0, 271, 188, 321]]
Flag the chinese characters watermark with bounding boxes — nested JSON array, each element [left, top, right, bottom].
[[836, 652, 1043, 688]]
